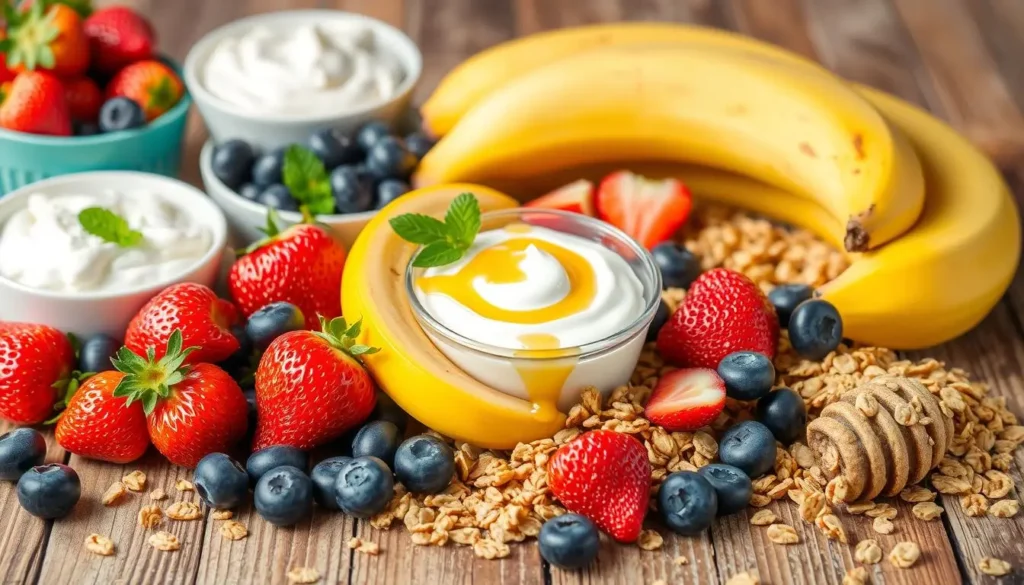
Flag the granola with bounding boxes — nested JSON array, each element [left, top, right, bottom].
[[101, 482, 127, 506], [842, 567, 868, 585], [977, 556, 1012, 576], [911, 501, 944, 521], [220, 520, 248, 541], [766, 523, 799, 545], [286, 567, 320, 584], [637, 529, 664, 551], [888, 542, 921, 569], [990, 499, 1019, 518], [148, 531, 180, 551], [347, 537, 381, 555], [211, 509, 234, 520], [750, 509, 777, 526], [150, 488, 167, 501], [166, 501, 203, 521], [854, 539, 882, 565], [175, 479, 195, 492], [138, 505, 163, 529], [84, 533, 114, 556], [122, 470, 146, 492], [725, 571, 760, 585]]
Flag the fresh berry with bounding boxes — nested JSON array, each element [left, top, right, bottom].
[[330, 165, 375, 213], [651, 242, 701, 289], [371, 392, 408, 433], [351, 421, 401, 469], [697, 463, 752, 515], [767, 283, 813, 328], [404, 131, 434, 159], [310, 456, 351, 509], [257, 184, 298, 211], [125, 282, 240, 365], [254, 465, 312, 526], [55, 371, 149, 464], [334, 456, 394, 518], [0, 428, 46, 481], [525, 179, 595, 216], [245, 302, 305, 350], [393, 435, 455, 494], [238, 183, 261, 201], [644, 368, 726, 432], [17, 463, 80, 519], [547, 430, 650, 542], [73, 120, 99, 136], [538, 513, 600, 570], [716, 351, 775, 401], [106, 60, 184, 121], [246, 445, 308, 486], [0, 322, 74, 425], [646, 299, 670, 343], [0, 71, 71, 136], [113, 331, 249, 468], [658, 471, 718, 535], [193, 452, 249, 510], [5, 3, 89, 77], [223, 323, 254, 370], [212, 140, 255, 190], [355, 120, 390, 152], [97, 96, 145, 132], [657, 268, 779, 369], [62, 77, 102, 122], [251, 150, 284, 187], [365, 136, 417, 180], [718, 420, 777, 478], [788, 299, 843, 360], [755, 388, 807, 445], [78, 334, 121, 373], [375, 178, 410, 209], [308, 128, 360, 169], [83, 5, 156, 74], [243, 386, 258, 435], [596, 171, 693, 249]]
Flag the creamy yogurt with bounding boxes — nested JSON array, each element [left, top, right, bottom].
[[202, 22, 405, 117], [0, 191, 211, 294]]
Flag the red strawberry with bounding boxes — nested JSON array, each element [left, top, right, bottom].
[[644, 368, 726, 432], [62, 76, 102, 122], [113, 330, 248, 468], [54, 371, 150, 464], [657, 268, 779, 369], [106, 60, 183, 122], [3, 3, 90, 78], [525, 179, 595, 215], [83, 5, 156, 74], [0, 70, 71, 136], [253, 316, 377, 451], [124, 282, 240, 366], [229, 212, 347, 330], [0, 322, 74, 424], [547, 430, 651, 542], [596, 171, 692, 249]]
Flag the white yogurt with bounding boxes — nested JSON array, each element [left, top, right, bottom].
[[0, 191, 211, 294], [201, 22, 405, 117]]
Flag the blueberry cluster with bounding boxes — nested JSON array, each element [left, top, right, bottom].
[[0, 428, 80, 519]]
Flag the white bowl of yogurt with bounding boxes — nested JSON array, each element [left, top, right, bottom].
[[0, 172, 228, 339], [184, 10, 422, 151], [407, 209, 662, 417]]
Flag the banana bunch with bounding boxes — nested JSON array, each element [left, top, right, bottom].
[[415, 23, 1020, 350]]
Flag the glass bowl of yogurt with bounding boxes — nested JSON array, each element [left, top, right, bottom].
[[183, 10, 422, 151], [407, 209, 663, 419], [0, 172, 227, 338]]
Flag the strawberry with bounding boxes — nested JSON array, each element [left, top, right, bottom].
[[106, 59, 183, 122], [596, 171, 693, 249], [657, 268, 779, 369], [253, 316, 377, 451], [229, 212, 347, 330], [525, 179, 595, 215], [54, 371, 150, 464], [112, 330, 248, 468], [62, 76, 101, 122], [2, 2, 90, 78], [83, 5, 155, 74], [547, 430, 651, 542], [0, 70, 71, 135], [644, 368, 726, 432], [0, 322, 74, 425], [124, 282, 240, 366]]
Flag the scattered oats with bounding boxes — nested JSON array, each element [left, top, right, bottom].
[[149, 488, 167, 501], [220, 520, 247, 541], [122, 470, 146, 492], [166, 501, 203, 521], [854, 538, 883, 565], [286, 567, 320, 584], [101, 482, 127, 506], [211, 509, 234, 520], [750, 509, 778, 526], [888, 542, 920, 569], [693, 431, 718, 459], [872, 517, 894, 535], [990, 499, 1019, 518], [791, 443, 815, 469], [766, 523, 800, 545], [637, 529, 664, 551], [175, 479, 194, 492], [673, 555, 689, 566], [931, 473, 972, 495], [960, 494, 988, 517], [842, 567, 869, 585], [726, 571, 760, 585], [982, 470, 1013, 499], [651, 581, 667, 585], [912, 501, 945, 521], [825, 476, 849, 505], [84, 533, 114, 556], [977, 556, 1012, 576], [750, 494, 772, 508], [472, 538, 510, 559], [900, 485, 936, 503], [138, 505, 162, 529], [845, 502, 876, 515], [855, 393, 879, 417], [815, 513, 847, 543], [800, 491, 826, 522], [347, 537, 380, 555], [148, 531, 179, 551], [894, 404, 918, 426], [864, 503, 897, 520]]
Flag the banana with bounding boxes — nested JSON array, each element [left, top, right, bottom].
[[415, 44, 925, 252]]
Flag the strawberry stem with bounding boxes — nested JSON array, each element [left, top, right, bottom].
[[312, 315, 380, 358], [111, 330, 198, 415]]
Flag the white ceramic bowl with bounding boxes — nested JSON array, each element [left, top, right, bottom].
[[183, 10, 423, 152], [0, 172, 228, 338]]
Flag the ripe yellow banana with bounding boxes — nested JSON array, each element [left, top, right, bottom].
[[415, 44, 925, 252]]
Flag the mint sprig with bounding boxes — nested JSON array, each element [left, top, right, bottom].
[[78, 207, 143, 248], [282, 145, 334, 215], [389, 193, 481, 268]]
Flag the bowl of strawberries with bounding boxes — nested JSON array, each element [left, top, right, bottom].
[[0, 2, 190, 195]]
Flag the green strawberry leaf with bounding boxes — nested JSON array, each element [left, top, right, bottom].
[[78, 207, 143, 248], [282, 145, 334, 216], [313, 316, 380, 360], [445, 193, 481, 248], [388, 213, 452, 245]]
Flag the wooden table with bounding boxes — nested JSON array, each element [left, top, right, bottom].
[[4, 0, 1024, 583]]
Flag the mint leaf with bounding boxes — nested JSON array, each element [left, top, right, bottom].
[[283, 145, 334, 215], [390, 193, 483, 268], [445, 193, 480, 248], [389, 213, 452, 245], [78, 207, 143, 248], [413, 241, 466, 268]]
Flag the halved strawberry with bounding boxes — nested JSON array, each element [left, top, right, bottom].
[[596, 171, 692, 249], [644, 368, 726, 432], [525, 179, 595, 216]]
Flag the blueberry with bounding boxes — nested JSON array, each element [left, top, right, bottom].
[[246, 445, 308, 486], [334, 456, 394, 518], [767, 284, 814, 328], [658, 471, 718, 535], [16, 463, 80, 519], [404, 132, 434, 159], [651, 242, 702, 290], [211, 139, 255, 190], [375, 179, 410, 209], [308, 128, 360, 169], [755, 388, 807, 445], [646, 299, 670, 343], [238, 183, 261, 202], [788, 299, 843, 360], [330, 165, 375, 214], [355, 120, 391, 152], [78, 334, 121, 373], [393, 435, 455, 494], [257, 184, 299, 211], [98, 97, 145, 132], [716, 351, 775, 401], [365, 136, 417, 180], [254, 465, 313, 526], [74, 121, 99, 136], [193, 453, 249, 510], [243, 387, 257, 434], [697, 463, 752, 515], [310, 456, 351, 509], [351, 421, 401, 468], [718, 421, 777, 478], [251, 150, 285, 187], [0, 428, 47, 481], [371, 391, 408, 433], [538, 513, 600, 570], [246, 302, 305, 350]]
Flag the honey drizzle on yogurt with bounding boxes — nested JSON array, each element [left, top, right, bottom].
[[513, 333, 579, 421]]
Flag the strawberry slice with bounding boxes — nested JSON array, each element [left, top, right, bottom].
[[525, 179, 595, 216], [596, 171, 692, 249], [644, 368, 726, 432]]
